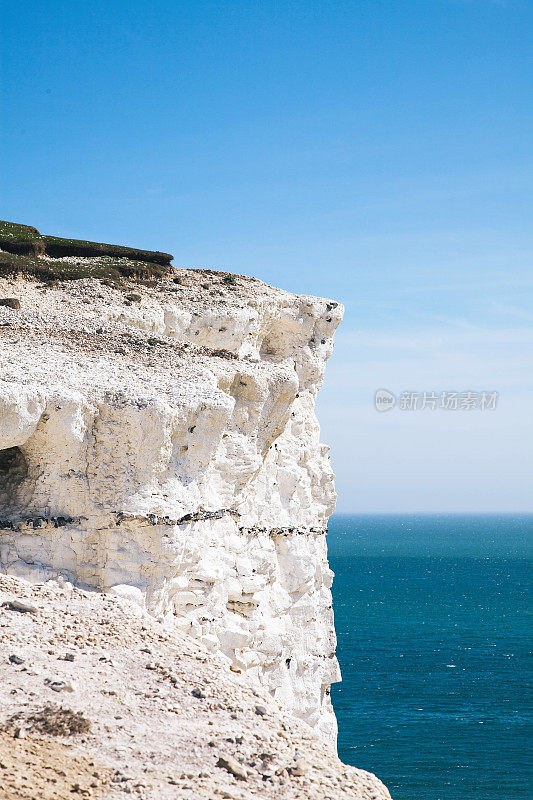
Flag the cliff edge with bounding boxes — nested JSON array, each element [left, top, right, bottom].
[[0, 223, 390, 797]]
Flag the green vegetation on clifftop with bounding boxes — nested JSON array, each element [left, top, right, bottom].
[[0, 221, 174, 283]]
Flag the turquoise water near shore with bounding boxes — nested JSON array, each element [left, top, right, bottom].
[[327, 514, 533, 800]]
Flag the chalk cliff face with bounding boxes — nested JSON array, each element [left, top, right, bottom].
[[0, 251, 343, 744]]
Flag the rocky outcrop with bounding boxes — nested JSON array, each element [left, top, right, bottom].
[[0, 234, 343, 746]]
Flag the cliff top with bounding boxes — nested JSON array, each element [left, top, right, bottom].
[[0, 221, 342, 400], [0, 220, 289, 300]]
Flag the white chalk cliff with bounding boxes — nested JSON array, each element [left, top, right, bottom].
[[0, 252, 343, 745]]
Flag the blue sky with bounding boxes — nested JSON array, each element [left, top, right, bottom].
[[1, 1, 532, 511]]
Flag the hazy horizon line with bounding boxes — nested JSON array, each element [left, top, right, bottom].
[[332, 510, 533, 516]]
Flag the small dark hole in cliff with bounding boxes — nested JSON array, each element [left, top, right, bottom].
[[0, 446, 28, 511]]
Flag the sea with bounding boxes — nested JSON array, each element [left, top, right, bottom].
[[327, 514, 532, 800]]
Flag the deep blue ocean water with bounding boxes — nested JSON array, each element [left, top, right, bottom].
[[327, 514, 532, 800]]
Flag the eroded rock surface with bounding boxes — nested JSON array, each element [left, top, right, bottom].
[[1, 249, 342, 745]]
